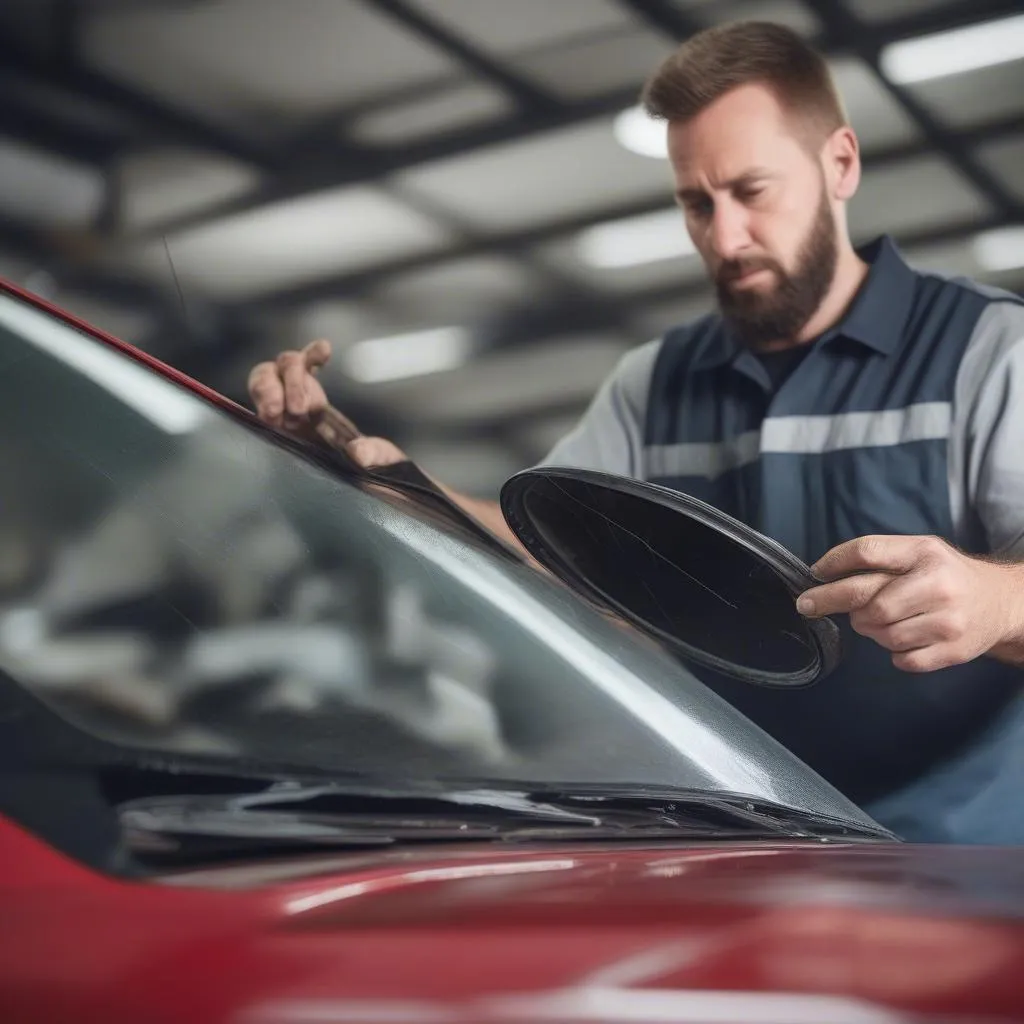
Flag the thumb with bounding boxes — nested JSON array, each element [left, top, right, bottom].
[[346, 436, 407, 469]]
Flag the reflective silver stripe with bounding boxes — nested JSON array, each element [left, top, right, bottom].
[[646, 431, 760, 480], [645, 402, 951, 479], [762, 401, 952, 453]]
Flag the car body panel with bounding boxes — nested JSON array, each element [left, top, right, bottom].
[[2, 279, 1024, 1024], [3, 815, 1023, 1023]]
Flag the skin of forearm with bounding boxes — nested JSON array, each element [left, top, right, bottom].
[[434, 483, 529, 558]]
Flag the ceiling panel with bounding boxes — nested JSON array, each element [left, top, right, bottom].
[[538, 232, 707, 296], [829, 57, 922, 151], [348, 82, 512, 145], [846, 0, 939, 21], [905, 60, 1024, 130], [510, 27, 672, 100], [367, 256, 539, 323], [0, 139, 105, 229], [900, 235, 985, 280], [689, 0, 821, 38], [118, 149, 260, 232], [977, 133, 1024, 204], [394, 117, 676, 232], [405, 0, 634, 56], [366, 335, 629, 424], [903, 232, 1024, 291], [82, 0, 458, 132], [130, 186, 452, 301], [848, 155, 992, 241], [290, 300, 384, 354]]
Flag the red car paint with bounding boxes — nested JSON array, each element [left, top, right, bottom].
[[3, 814, 1024, 1024], [2, 277, 1024, 1023]]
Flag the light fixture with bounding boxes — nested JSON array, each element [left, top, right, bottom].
[[972, 226, 1024, 273], [340, 326, 472, 384], [577, 209, 696, 270], [880, 13, 1024, 85], [613, 105, 668, 159]]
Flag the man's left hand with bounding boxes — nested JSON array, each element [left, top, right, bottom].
[[796, 535, 1024, 672]]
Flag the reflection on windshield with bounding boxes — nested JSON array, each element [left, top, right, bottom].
[[0, 290, 876, 826], [0, 299, 520, 775]]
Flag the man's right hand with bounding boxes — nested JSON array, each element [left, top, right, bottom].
[[247, 339, 529, 558], [247, 340, 411, 470], [248, 339, 331, 435]]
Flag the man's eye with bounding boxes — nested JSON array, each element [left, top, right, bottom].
[[737, 187, 766, 203], [686, 199, 713, 218]]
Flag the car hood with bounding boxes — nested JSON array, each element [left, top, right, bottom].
[[3, 819, 1024, 1024]]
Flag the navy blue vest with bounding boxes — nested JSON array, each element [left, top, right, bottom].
[[643, 238, 1020, 803]]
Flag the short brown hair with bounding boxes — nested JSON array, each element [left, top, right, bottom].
[[642, 21, 848, 148]]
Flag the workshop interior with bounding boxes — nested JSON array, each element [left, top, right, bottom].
[[1, 3, 1024, 1021]]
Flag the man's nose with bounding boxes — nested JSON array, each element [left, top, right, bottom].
[[708, 202, 751, 261]]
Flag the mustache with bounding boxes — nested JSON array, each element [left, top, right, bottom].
[[716, 257, 782, 285]]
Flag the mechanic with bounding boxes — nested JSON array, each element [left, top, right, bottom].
[[248, 21, 1024, 845]]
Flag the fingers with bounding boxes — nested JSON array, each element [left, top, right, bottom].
[[277, 349, 316, 418], [797, 571, 891, 618], [302, 338, 331, 373], [810, 534, 944, 582], [247, 361, 285, 426], [250, 341, 332, 428]]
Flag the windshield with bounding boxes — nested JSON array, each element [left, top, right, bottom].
[[0, 284, 873, 829]]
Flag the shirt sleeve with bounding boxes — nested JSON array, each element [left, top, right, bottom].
[[949, 299, 1024, 558], [536, 338, 661, 479]]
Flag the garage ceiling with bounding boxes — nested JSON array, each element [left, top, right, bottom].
[[1, 0, 1022, 494]]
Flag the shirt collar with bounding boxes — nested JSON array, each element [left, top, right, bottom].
[[691, 234, 917, 369]]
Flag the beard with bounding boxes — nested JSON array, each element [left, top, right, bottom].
[[714, 187, 838, 349]]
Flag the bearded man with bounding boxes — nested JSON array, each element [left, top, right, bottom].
[[249, 22, 1024, 845]]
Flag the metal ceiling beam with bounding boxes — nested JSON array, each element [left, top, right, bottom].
[[131, 82, 644, 240], [130, 0, 1024, 244], [243, 111, 1023, 310], [0, 39, 275, 170], [807, 0, 1022, 221], [615, 0, 705, 41], [0, 89, 125, 165], [359, 0, 559, 113], [832, 0, 1024, 48]]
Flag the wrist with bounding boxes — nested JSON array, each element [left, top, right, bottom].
[[988, 561, 1024, 666]]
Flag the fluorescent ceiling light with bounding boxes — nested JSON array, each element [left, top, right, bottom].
[[0, 293, 205, 435], [341, 326, 472, 384], [577, 209, 696, 270], [613, 105, 668, 159], [972, 226, 1024, 273], [880, 13, 1024, 84]]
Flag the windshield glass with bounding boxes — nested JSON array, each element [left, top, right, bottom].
[[0, 287, 872, 825]]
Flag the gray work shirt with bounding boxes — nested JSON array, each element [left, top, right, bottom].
[[541, 235, 1024, 803]]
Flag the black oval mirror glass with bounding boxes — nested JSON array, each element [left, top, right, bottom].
[[500, 468, 841, 687]]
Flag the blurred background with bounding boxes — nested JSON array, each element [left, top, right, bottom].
[[0, 0, 1021, 498]]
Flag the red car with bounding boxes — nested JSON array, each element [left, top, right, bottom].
[[0, 278, 1022, 1024]]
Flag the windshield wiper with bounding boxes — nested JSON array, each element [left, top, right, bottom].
[[117, 774, 897, 862]]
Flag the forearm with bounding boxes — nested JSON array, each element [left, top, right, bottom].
[[435, 483, 530, 558], [312, 405, 531, 559]]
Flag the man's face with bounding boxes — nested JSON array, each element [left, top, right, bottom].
[[667, 83, 839, 347]]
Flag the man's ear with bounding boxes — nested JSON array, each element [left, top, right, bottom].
[[824, 126, 861, 202]]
